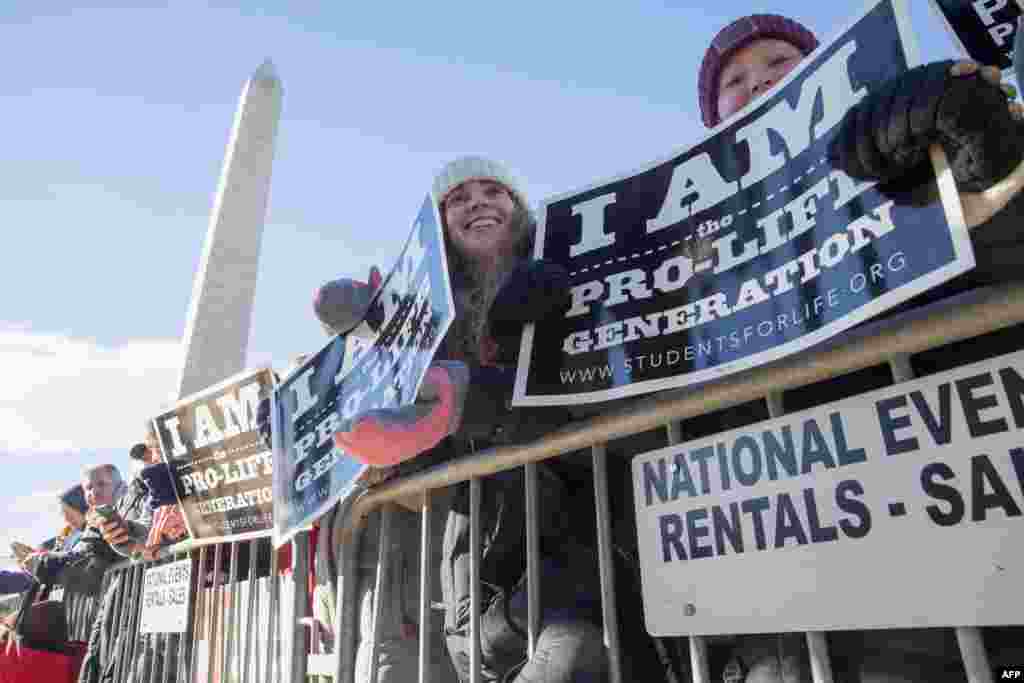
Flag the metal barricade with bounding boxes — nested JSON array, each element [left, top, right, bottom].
[[69, 533, 305, 683], [54, 588, 100, 642], [317, 281, 1024, 683]]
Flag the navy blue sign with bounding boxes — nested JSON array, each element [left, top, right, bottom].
[[514, 0, 974, 406], [272, 196, 454, 544], [929, 0, 1022, 70]]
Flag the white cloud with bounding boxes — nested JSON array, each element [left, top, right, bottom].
[[0, 325, 181, 454]]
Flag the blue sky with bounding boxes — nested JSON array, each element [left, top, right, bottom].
[[0, 0, 966, 556]]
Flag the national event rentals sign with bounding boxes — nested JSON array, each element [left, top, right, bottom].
[[139, 559, 193, 634], [928, 0, 1023, 71], [271, 195, 455, 546], [154, 367, 276, 542], [632, 350, 1024, 636], [513, 0, 973, 407]]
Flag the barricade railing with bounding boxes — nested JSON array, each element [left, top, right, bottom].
[[320, 281, 1024, 683], [74, 533, 304, 683], [50, 586, 100, 642]]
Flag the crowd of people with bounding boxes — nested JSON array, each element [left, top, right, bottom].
[[4, 9, 1024, 683], [0, 424, 189, 682]]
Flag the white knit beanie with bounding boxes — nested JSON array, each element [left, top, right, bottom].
[[431, 155, 529, 209]]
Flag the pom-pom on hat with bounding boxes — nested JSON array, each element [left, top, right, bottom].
[[698, 14, 819, 128], [431, 155, 529, 211]]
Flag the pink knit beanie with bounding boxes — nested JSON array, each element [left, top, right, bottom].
[[698, 14, 819, 128]]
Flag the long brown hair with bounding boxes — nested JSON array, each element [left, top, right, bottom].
[[441, 195, 535, 363]]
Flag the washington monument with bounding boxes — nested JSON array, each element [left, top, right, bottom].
[[176, 60, 282, 398]]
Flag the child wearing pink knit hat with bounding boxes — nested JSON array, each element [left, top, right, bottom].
[[698, 13, 1024, 232], [696, 13, 1024, 683]]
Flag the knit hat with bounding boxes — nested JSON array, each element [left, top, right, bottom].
[[59, 484, 88, 515], [698, 14, 819, 128], [431, 155, 529, 210]]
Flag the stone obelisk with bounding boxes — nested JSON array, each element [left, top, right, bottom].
[[176, 60, 282, 398]]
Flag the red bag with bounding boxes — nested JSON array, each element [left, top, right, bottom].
[[0, 640, 86, 683]]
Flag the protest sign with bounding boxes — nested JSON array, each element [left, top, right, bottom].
[[154, 367, 276, 541], [929, 0, 1023, 70], [513, 0, 973, 407], [272, 195, 454, 546], [139, 559, 193, 634], [632, 349, 1024, 636]]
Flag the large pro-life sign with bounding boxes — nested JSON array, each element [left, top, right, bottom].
[[154, 367, 276, 542], [929, 0, 1023, 70], [272, 195, 454, 545], [514, 0, 973, 406], [139, 559, 193, 634], [632, 350, 1024, 636]]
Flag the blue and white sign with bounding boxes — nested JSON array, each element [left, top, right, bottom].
[[632, 349, 1024, 635], [272, 195, 455, 546], [514, 0, 973, 406]]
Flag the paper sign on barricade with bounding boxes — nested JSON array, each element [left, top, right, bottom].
[[928, 0, 1023, 71], [271, 195, 454, 546], [513, 0, 973, 407], [632, 349, 1024, 636], [139, 559, 193, 634], [154, 367, 276, 541]]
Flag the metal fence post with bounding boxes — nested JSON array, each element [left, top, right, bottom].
[[524, 463, 541, 658], [291, 531, 310, 683], [419, 491, 435, 683], [592, 444, 623, 683], [469, 478, 482, 683]]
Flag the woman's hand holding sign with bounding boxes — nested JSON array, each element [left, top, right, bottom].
[[333, 360, 470, 467], [829, 59, 1024, 229]]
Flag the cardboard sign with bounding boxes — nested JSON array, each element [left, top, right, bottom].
[[513, 0, 973, 407], [139, 559, 193, 634], [272, 195, 454, 546], [929, 0, 1023, 70], [632, 349, 1024, 636], [154, 367, 276, 541]]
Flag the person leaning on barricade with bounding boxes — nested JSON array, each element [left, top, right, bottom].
[[77, 427, 161, 683], [309, 156, 683, 682], [20, 466, 135, 598], [684, 13, 1024, 682], [0, 485, 88, 600]]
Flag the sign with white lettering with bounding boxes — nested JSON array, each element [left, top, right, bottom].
[[139, 559, 193, 634], [154, 367, 276, 541], [271, 195, 454, 546], [632, 350, 1024, 635], [513, 0, 973, 406], [929, 0, 1023, 71]]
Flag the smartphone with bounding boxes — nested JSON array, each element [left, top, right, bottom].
[[93, 504, 118, 521]]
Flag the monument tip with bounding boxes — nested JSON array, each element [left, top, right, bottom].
[[253, 59, 279, 83]]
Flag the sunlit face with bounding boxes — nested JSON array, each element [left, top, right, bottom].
[[443, 180, 519, 264], [144, 433, 163, 465], [717, 38, 804, 123], [83, 468, 118, 508], [61, 503, 86, 531]]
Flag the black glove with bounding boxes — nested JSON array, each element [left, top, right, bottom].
[[829, 60, 1024, 193], [487, 259, 571, 341]]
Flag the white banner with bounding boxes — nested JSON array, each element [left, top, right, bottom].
[[632, 350, 1024, 636], [139, 559, 193, 634]]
